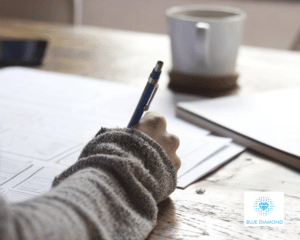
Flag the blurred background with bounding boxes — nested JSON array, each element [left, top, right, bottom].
[[0, 0, 299, 50]]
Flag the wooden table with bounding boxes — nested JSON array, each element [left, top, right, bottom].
[[1, 18, 300, 239]]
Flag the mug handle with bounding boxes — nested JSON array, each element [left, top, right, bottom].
[[195, 22, 210, 65]]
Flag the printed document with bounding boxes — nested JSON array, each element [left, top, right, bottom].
[[0, 67, 245, 200]]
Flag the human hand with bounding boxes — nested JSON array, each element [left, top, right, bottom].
[[131, 111, 181, 172]]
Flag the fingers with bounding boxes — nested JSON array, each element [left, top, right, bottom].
[[165, 132, 180, 151], [158, 132, 180, 153], [141, 111, 167, 133], [169, 153, 181, 171], [131, 111, 181, 172], [131, 112, 167, 139]]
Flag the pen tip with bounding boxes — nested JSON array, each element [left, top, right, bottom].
[[154, 61, 164, 72]]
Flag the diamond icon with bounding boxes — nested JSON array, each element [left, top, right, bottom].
[[259, 202, 269, 211]]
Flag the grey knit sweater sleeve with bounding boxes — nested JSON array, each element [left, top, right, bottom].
[[0, 128, 177, 240]]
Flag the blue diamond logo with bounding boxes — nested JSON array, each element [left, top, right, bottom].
[[259, 202, 269, 211]]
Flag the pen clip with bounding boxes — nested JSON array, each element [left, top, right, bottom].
[[144, 84, 158, 111]]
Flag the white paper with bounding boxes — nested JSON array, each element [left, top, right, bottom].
[[0, 67, 240, 201], [57, 149, 82, 166], [3, 190, 39, 202], [0, 67, 120, 109], [15, 167, 63, 194], [0, 158, 67, 202], [18, 111, 124, 143], [177, 136, 232, 178], [177, 143, 246, 188], [76, 84, 210, 137], [177, 87, 300, 157], [0, 130, 81, 161], [0, 158, 32, 185]]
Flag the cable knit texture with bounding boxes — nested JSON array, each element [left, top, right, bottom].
[[0, 128, 177, 240]]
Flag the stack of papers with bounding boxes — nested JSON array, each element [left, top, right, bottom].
[[0, 67, 245, 202], [177, 87, 300, 171]]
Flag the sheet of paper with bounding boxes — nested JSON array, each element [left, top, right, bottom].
[[3, 190, 39, 202], [0, 67, 238, 202], [0, 68, 121, 109], [18, 111, 124, 143], [0, 129, 81, 161], [177, 143, 246, 188], [177, 87, 300, 158], [14, 167, 63, 194], [0, 157, 65, 202], [177, 136, 232, 178], [0, 158, 32, 185], [0, 99, 40, 133], [56, 149, 82, 166], [76, 84, 210, 137]]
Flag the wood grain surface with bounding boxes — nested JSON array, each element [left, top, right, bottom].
[[1, 18, 300, 239]]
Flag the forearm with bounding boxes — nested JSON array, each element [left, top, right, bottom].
[[0, 128, 176, 240]]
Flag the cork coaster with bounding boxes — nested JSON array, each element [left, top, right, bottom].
[[168, 71, 239, 96]]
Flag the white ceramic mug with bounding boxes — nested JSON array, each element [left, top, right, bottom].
[[166, 5, 246, 76]]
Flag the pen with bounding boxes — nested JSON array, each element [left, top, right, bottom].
[[127, 61, 163, 128]]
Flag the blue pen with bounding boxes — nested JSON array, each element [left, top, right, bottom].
[[127, 61, 163, 128]]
